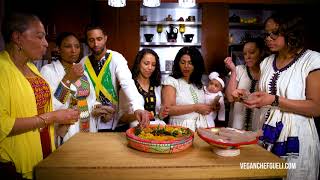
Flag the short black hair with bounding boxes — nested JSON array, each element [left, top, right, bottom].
[[1, 12, 40, 44], [84, 23, 106, 43], [132, 49, 161, 87], [56, 32, 79, 47], [171, 46, 205, 89], [242, 36, 266, 59]]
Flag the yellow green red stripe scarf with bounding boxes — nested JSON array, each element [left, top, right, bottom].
[[84, 53, 118, 104]]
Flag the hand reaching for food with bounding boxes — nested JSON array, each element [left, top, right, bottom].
[[134, 109, 150, 128]]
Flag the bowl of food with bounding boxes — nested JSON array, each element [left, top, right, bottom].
[[126, 125, 194, 153], [197, 127, 260, 156], [183, 34, 194, 43], [144, 34, 154, 42]]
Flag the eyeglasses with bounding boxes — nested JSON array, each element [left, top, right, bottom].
[[263, 31, 280, 40]]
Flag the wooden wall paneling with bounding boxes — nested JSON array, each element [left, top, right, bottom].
[[93, 1, 119, 50], [48, 0, 92, 40], [201, 3, 229, 75], [93, 1, 140, 69], [118, 2, 140, 68], [43, 0, 91, 62], [0, 0, 4, 51]]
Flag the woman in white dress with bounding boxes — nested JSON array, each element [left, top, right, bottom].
[[239, 13, 320, 179], [224, 37, 265, 131], [41, 32, 111, 145], [118, 49, 168, 127], [162, 47, 216, 132]]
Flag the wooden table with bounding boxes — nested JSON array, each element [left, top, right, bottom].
[[35, 133, 287, 180]]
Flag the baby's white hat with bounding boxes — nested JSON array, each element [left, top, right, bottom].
[[208, 72, 225, 88]]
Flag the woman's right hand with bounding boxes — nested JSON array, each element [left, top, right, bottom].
[[232, 89, 250, 102], [64, 63, 84, 82], [195, 103, 213, 115], [224, 57, 236, 72], [159, 105, 170, 119], [49, 109, 80, 124]]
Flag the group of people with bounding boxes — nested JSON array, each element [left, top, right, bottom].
[[0, 11, 319, 180]]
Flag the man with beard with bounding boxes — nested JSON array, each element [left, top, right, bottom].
[[81, 24, 150, 132]]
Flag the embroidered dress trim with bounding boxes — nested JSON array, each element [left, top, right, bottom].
[[189, 85, 199, 104], [26, 76, 52, 158], [244, 67, 258, 130], [135, 80, 156, 120], [259, 49, 306, 157]]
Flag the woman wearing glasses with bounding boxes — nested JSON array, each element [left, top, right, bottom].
[[238, 13, 320, 179]]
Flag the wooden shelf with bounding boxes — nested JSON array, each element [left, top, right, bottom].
[[140, 42, 201, 47], [229, 43, 243, 46], [140, 21, 201, 26], [161, 71, 172, 74], [229, 22, 263, 29]]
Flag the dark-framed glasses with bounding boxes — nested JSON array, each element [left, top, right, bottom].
[[263, 31, 280, 40]]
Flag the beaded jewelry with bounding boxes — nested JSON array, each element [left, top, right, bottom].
[[72, 76, 91, 132], [54, 81, 71, 104]]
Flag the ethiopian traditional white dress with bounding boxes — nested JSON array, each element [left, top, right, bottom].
[[162, 76, 208, 132], [228, 65, 263, 131], [258, 49, 320, 180]]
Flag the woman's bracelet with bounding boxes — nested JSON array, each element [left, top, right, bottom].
[[37, 115, 49, 128]]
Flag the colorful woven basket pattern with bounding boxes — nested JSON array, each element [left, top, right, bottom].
[[126, 125, 194, 153]]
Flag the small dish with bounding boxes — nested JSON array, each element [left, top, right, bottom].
[[144, 34, 154, 42], [197, 127, 259, 156], [183, 34, 194, 43]]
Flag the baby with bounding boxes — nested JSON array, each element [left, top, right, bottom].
[[204, 72, 225, 127]]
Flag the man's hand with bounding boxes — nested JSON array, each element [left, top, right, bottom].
[[92, 105, 115, 122]]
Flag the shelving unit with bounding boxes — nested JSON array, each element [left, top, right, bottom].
[[228, 7, 273, 65], [140, 21, 201, 26], [229, 22, 263, 29], [228, 8, 272, 44], [140, 3, 202, 73], [140, 42, 201, 47]]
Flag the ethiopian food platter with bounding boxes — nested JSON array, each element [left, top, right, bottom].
[[197, 127, 260, 156], [126, 125, 194, 153]]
